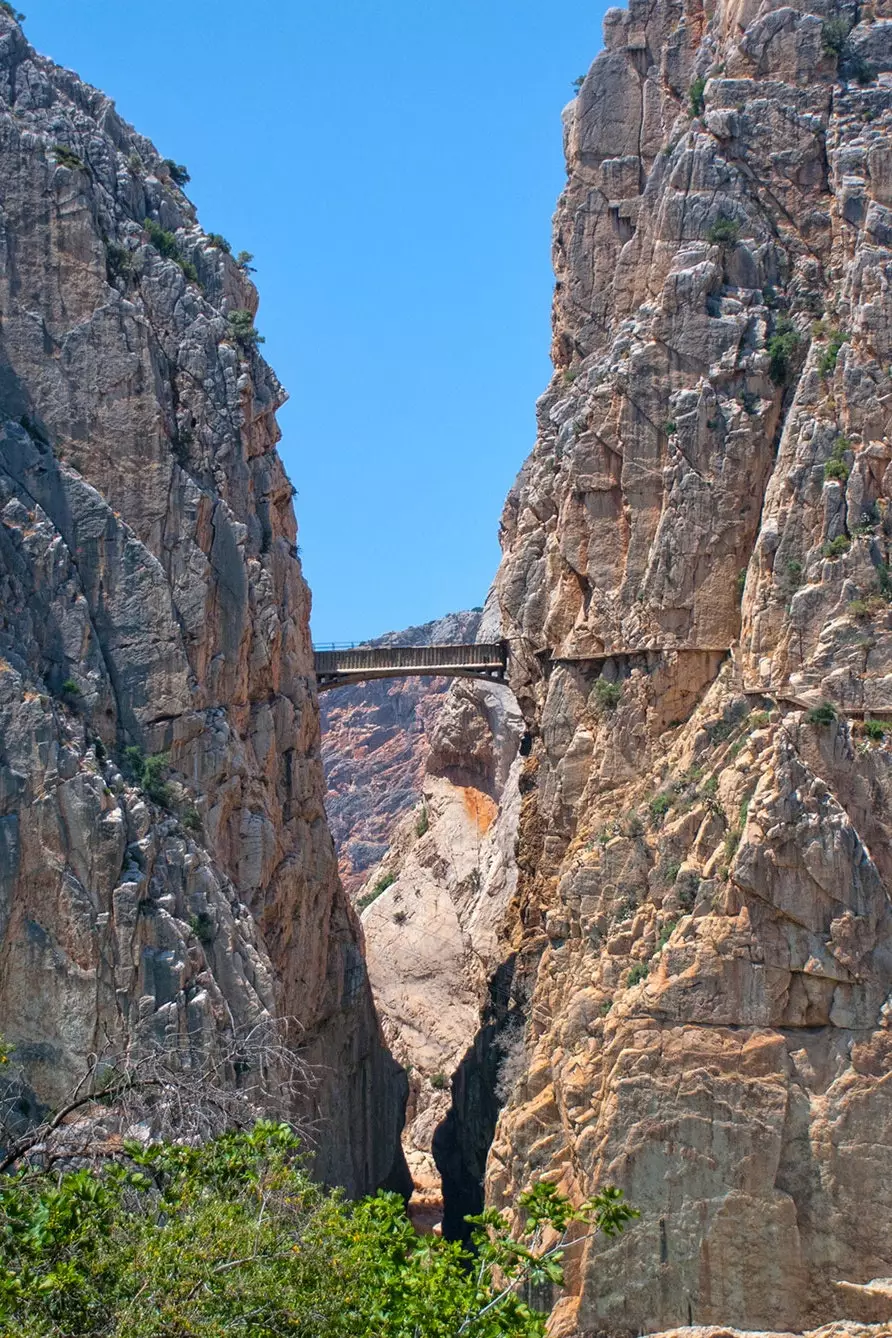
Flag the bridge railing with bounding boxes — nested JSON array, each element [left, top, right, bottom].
[[314, 642, 506, 674]]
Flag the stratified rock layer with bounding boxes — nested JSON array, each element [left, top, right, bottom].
[[486, 1, 892, 1332], [0, 13, 404, 1194]]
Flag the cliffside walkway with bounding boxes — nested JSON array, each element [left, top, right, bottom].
[[313, 642, 508, 692]]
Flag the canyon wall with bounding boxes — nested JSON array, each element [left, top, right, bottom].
[[480, 0, 892, 1332], [0, 11, 405, 1194]]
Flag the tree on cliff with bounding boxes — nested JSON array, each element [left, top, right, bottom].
[[0, 1120, 636, 1336]]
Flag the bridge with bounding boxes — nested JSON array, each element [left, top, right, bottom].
[[313, 642, 508, 692]]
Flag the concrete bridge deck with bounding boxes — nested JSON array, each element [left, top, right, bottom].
[[313, 642, 508, 691]]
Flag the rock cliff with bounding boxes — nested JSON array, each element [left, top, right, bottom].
[[473, 0, 892, 1332], [0, 11, 404, 1194]]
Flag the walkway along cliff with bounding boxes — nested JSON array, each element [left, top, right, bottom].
[[0, 11, 405, 1195], [426, 0, 892, 1334]]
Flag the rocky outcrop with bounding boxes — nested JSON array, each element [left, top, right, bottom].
[[0, 12, 404, 1194], [478, 1, 892, 1332], [320, 610, 482, 896]]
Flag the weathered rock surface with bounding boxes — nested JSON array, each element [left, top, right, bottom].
[[320, 610, 482, 896], [0, 12, 404, 1194], [470, 0, 892, 1332]]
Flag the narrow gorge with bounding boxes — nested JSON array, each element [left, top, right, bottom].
[[3, 0, 892, 1334]]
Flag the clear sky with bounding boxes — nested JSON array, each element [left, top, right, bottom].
[[23, 1, 607, 643]]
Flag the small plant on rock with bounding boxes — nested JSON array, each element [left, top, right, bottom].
[[572, 74, 586, 91], [823, 534, 851, 559], [819, 329, 849, 378], [415, 805, 429, 838], [430, 1072, 448, 1090], [0, 3, 26, 20], [206, 232, 231, 253], [648, 792, 672, 824], [189, 911, 215, 944], [235, 250, 256, 272], [768, 316, 801, 385], [60, 677, 81, 700], [162, 158, 190, 186], [707, 216, 740, 247], [52, 144, 83, 170], [689, 75, 706, 116], [807, 701, 837, 724], [626, 962, 650, 987], [863, 718, 885, 740], [822, 16, 851, 56], [593, 677, 623, 713], [228, 308, 264, 346]]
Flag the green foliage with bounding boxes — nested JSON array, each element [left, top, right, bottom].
[[415, 806, 429, 838], [127, 151, 143, 175], [822, 16, 851, 56], [626, 962, 650, 987], [739, 389, 759, 416], [141, 753, 172, 807], [736, 568, 747, 600], [162, 157, 190, 186], [807, 701, 837, 724], [701, 776, 719, 799], [823, 534, 851, 558], [0, 1122, 636, 1337], [228, 308, 265, 346], [182, 806, 202, 833], [60, 678, 81, 699], [647, 792, 672, 823], [121, 745, 145, 780], [863, 717, 885, 741], [235, 250, 256, 272], [52, 144, 83, 170], [430, 1072, 448, 1090], [662, 861, 681, 885], [562, 364, 579, 385], [767, 316, 801, 385], [105, 243, 134, 285], [593, 677, 623, 713], [824, 457, 849, 483], [189, 911, 215, 945], [206, 232, 231, 253], [664, 419, 677, 435], [143, 218, 198, 284], [0, 2, 25, 20], [689, 75, 707, 116], [707, 216, 740, 246], [357, 871, 395, 912], [818, 329, 849, 378], [787, 559, 803, 588], [750, 710, 770, 729], [572, 74, 586, 91], [657, 920, 677, 951]]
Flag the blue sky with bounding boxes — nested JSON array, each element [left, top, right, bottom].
[[24, 1, 607, 642]]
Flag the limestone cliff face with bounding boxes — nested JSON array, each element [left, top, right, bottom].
[[0, 13, 404, 1193], [487, 1, 892, 1332]]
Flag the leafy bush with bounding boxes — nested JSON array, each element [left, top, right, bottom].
[[236, 250, 256, 272], [60, 678, 81, 699], [823, 534, 850, 559], [662, 861, 681, 885], [572, 74, 586, 91], [415, 806, 429, 838], [430, 1072, 448, 1090], [707, 216, 740, 246], [144, 219, 198, 284], [127, 151, 143, 175], [142, 753, 172, 808], [189, 911, 215, 945], [818, 329, 849, 378], [357, 871, 396, 912], [228, 308, 265, 346], [689, 75, 706, 115], [162, 157, 190, 186], [182, 806, 202, 832], [648, 792, 672, 823], [824, 457, 849, 483], [750, 710, 770, 728], [823, 16, 851, 56], [767, 316, 801, 385], [626, 962, 650, 987], [52, 144, 83, 170], [0, 2, 25, 20], [593, 677, 623, 713], [0, 1121, 637, 1336], [206, 232, 231, 253], [664, 419, 677, 434], [806, 701, 837, 724], [863, 717, 885, 741], [106, 243, 134, 284]]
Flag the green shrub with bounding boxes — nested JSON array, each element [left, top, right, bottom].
[[823, 16, 851, 56], [182, 806, 202, 832], [206, 232, 231, 253], [807, 701, 837, 724], [189, 911, 215, 944], [750, 710, 770, 728], [142, 753, 173, 808], [357, 871, 396, 912], [768, 316, 801, 385], [52, 144, 83, 170], [823, 534, 851, 558], [787, 559, 803, 588], [430, 1072, 448, 1090], [863, 717, 885, 740], [657, 921, 678, 951], [228, 308, 265, 346], [707, 216, 740, 246], [0, 3, 25, 20], [648, 792, 672, 823], [572, 74, 586, 91], [127, 151, 143, 174], [236, 249, 256, 272], [818, 329, 849, 378], [415, 806, 429, 838], [144, 217, 179, 260], [824, 457, 849, 483], [626, 961, 650, 987], [848, 598, 871, 619], [0, 1121, 637, 1336], [594, 677, 623, 713], [662, 861, 681, 885], [106, 243, 134, 284], [60, 677, 81, 698], [701, 776, 719, 799], [162, 157, 190, 186], [664, 419, 677, 434], [689, 75, 706, 115]]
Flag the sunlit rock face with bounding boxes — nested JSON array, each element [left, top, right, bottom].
[[0, 11, 405, 1195], [487, 0, 892, 1331]]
